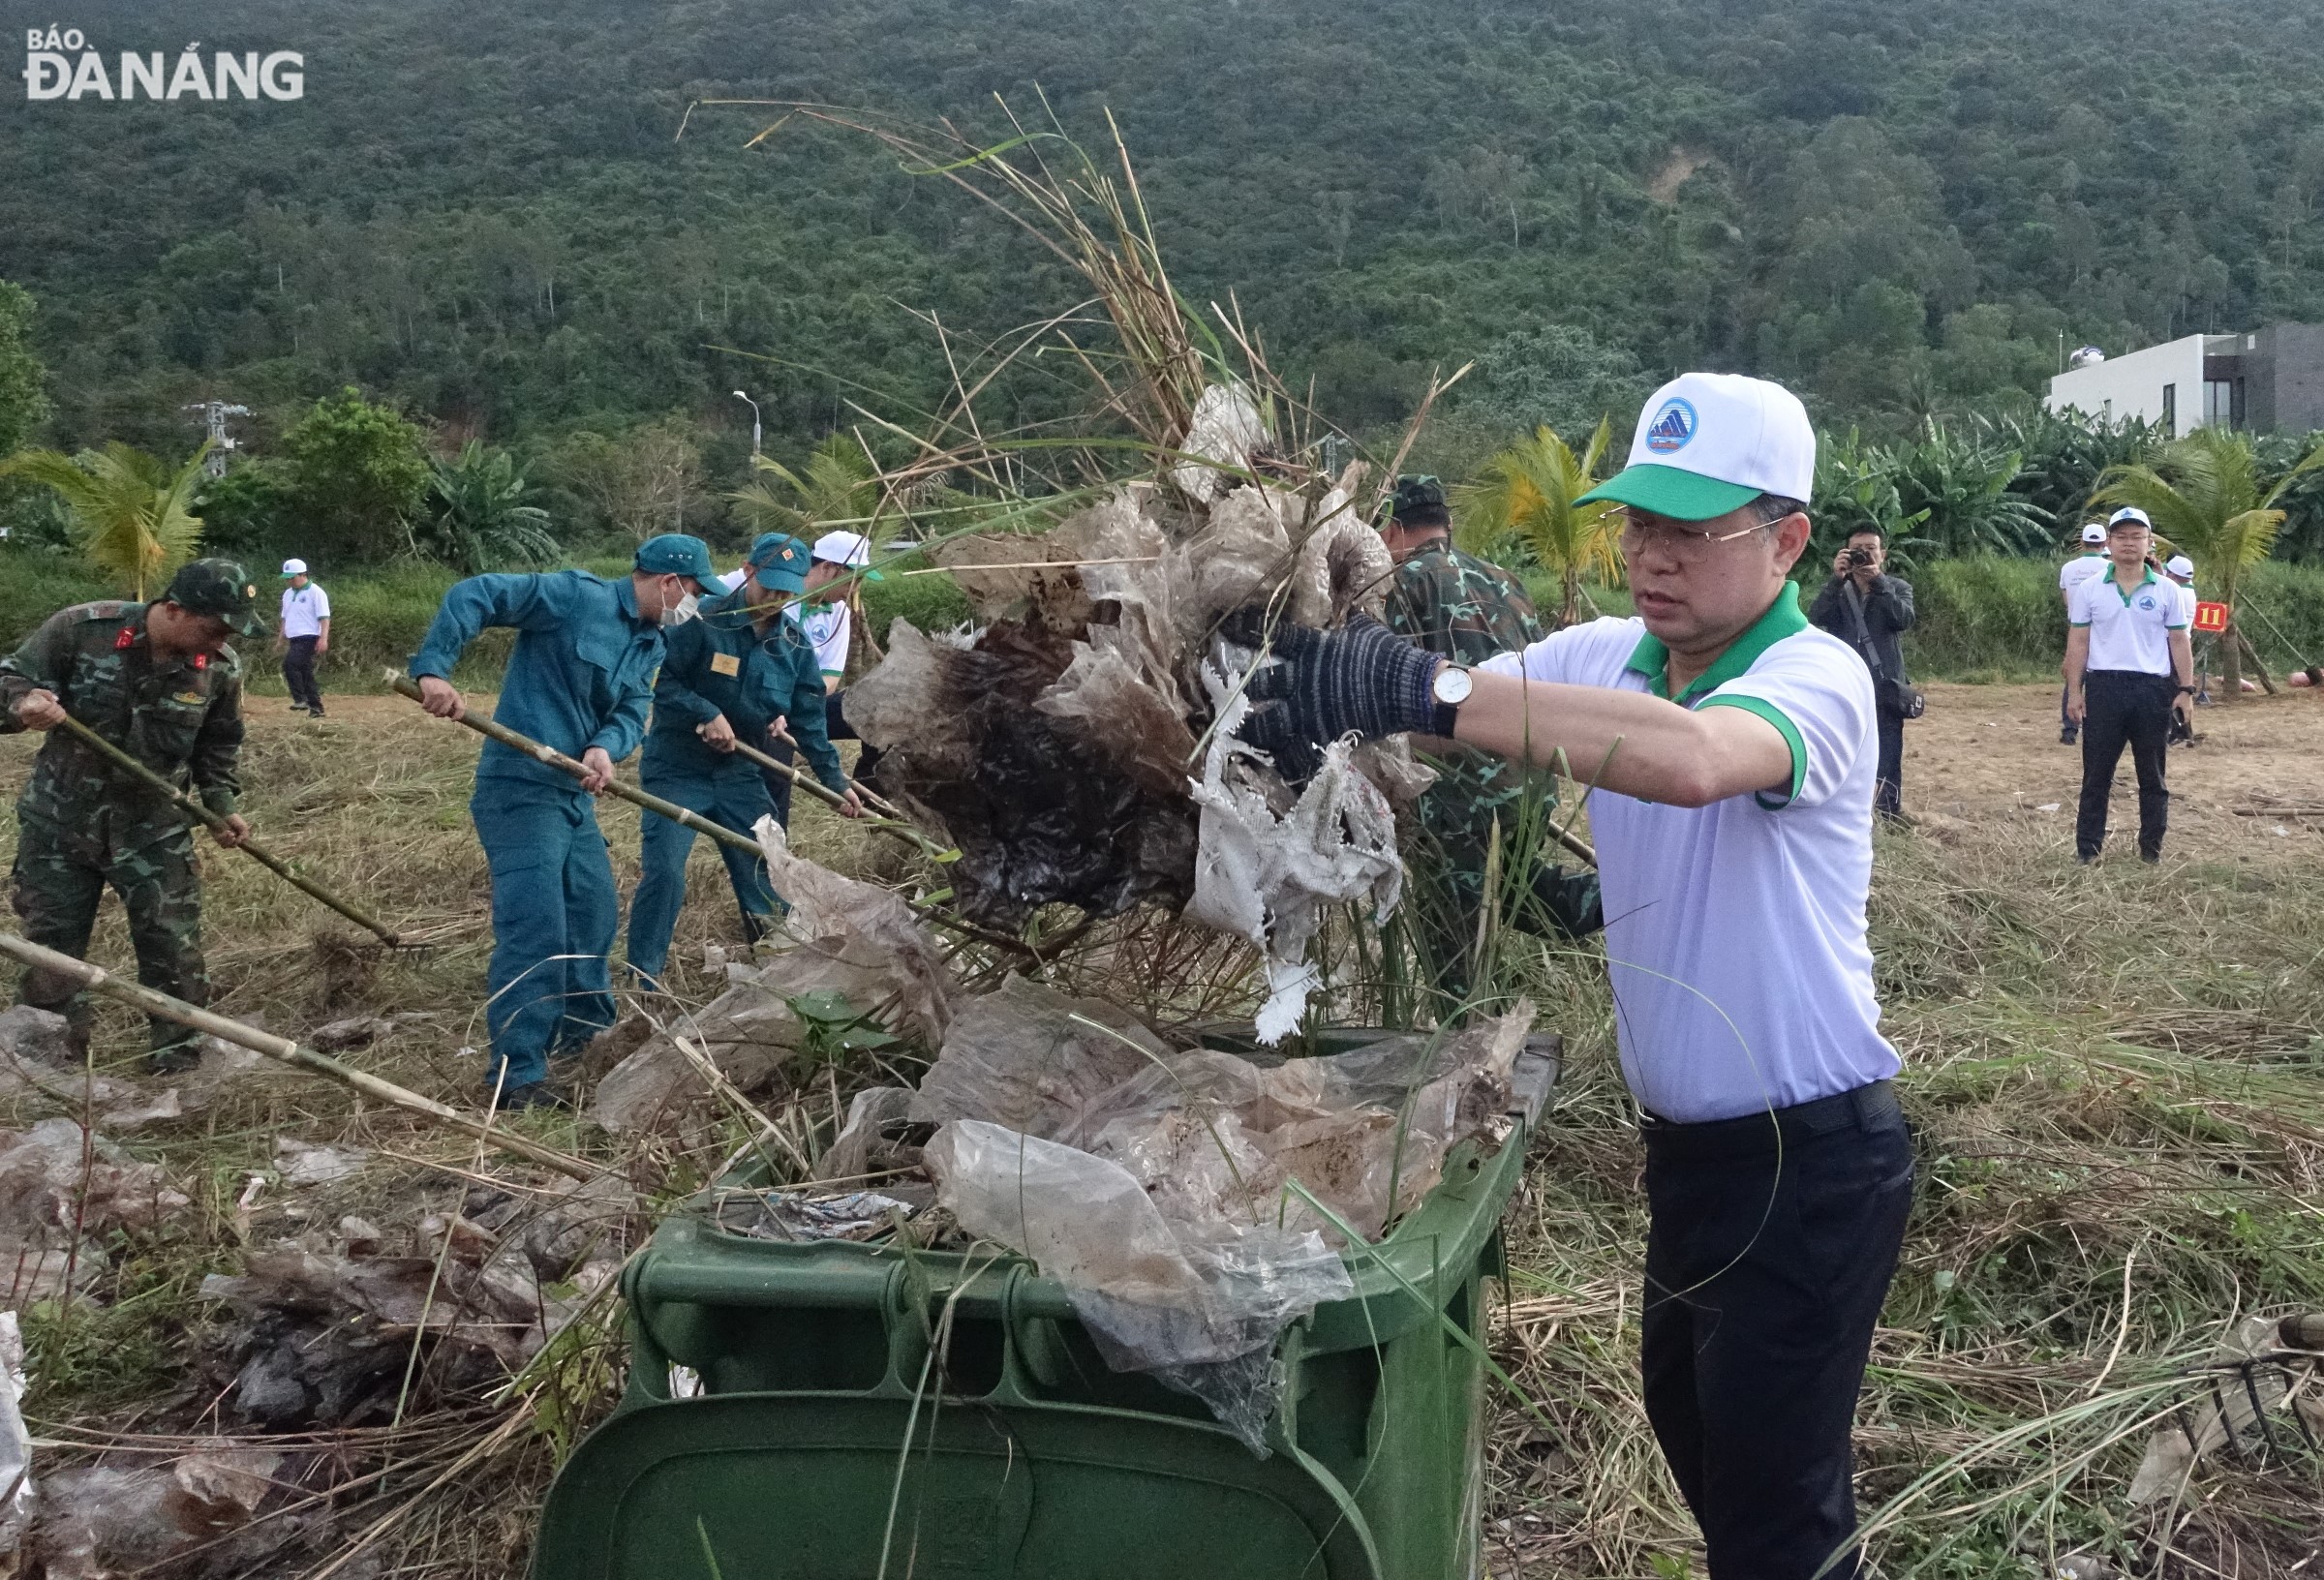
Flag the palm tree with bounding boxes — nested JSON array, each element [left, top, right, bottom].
[[413, 441, 561, 573], [728, 433, 882, 539], [2093, 427, 2324, 700], [1452, 419, 1623, 627], [0, 441, 209, 599]]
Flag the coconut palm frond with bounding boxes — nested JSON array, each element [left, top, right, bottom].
[[1452, 423, 1621, 625], [0, 441, 208, 599]]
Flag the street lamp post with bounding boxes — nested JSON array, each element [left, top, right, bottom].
[[732, 390, 761, 457]]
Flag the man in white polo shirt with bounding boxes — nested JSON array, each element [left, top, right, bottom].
[[2057, 524, 2109, 744], [2161, 554, 2207, 707], [277, 559, 331, 718], [2065, 507, 2192, 862], [1235, 373, 1909, 1580]]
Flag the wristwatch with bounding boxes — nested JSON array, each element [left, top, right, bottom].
[[1430, 664, 1473, 737]]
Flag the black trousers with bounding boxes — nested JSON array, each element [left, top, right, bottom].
[[282, 635, 322, 712], [2076, 670, 2172, 859], [1640, 1082, 1913, 1580], [1874, 707, 1904, 820]]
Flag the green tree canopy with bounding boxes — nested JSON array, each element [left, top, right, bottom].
[[280, 389, 432, 566]]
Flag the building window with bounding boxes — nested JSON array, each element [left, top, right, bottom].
[[2162, 383, 2177, 432], [2203, 379, 2247, 429]]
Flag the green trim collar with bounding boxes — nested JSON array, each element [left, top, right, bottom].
[[1623, 582, 1809, 704], [2100, 563, 2158, 606]]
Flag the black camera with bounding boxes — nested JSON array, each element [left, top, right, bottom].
[[1844, 547, 1875, 569]]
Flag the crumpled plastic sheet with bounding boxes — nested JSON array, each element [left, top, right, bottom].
[[714, 1188, 925, 1244], [1171, 383, 1269, 503], [925, 1119, 1352, 1452], [0, 1120, 190, 1305], [199, 1181, 628, 1427], [593, 831, 953, 1138], [845, 619, 1199, 926], [0, 1310, 31, 1560], [1187, 669, 1403, 1043], [33, 1447, 285, 1580], [912, 990, 1533, 1445], [909, 975, 1175, 1139], [818, 1085, 918, 1182]]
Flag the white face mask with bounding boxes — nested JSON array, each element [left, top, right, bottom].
[[664, 592, 700, 626]]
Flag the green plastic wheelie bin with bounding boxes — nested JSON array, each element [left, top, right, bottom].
[[533, 1034, 1557, 1580]]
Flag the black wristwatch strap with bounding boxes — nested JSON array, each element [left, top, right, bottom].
[[1430, 698, 1460, 737]]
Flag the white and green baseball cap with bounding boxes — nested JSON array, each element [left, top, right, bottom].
[[1576, 372, 1817, 521]]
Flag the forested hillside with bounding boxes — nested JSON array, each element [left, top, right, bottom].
[[8, 0, 2324, 463]]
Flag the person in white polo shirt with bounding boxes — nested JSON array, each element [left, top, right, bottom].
[[276, 559, 331, 717], [2057, 524, 2110, 744], [1234, 373, 1909, 1580], [2161, 554, 2207, 706], [2065, 507, 2192, 862]]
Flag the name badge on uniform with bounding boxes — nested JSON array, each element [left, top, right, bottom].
[[710, 652, 741, 677]]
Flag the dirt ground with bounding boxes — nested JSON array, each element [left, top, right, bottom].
[[1906, 682, 2324, 863]]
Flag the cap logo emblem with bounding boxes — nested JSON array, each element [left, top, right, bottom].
[[1645, 398, 1697, 454]]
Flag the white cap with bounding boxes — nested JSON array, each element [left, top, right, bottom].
[[2165, 554, 2194, 578], [1578, 373, 1816, 521], [2079, 524, 2106, 544], [280, 558, 308, 577], [811, 530, 872, 567], [2108, 506, 2153, 531]]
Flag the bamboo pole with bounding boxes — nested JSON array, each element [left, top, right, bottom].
[[387, 675, 1036, 959], [52, 714, 403, 946], [0, 932, 598, 1182], [720, 733, 952, 862]]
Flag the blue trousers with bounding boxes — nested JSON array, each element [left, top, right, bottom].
[[626, 760, 778, 987], [471, 779, 619, 1092]]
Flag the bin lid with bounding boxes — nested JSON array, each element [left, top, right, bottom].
[[535, 1392, 1383, 1580]]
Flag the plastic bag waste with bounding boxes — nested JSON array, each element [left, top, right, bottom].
[[926, 1120, 1353, 1451], [33, 1451, 283, 1579], [715, 1188, 927, 1244], [841, 409, 1404, 936], [1188, 671, 1402, 1043], [0, 1311, 30, 1559], [910, 974, 1175, 1138]]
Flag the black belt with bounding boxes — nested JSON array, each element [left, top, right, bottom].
[[1639, 1079, 1902, 1158]]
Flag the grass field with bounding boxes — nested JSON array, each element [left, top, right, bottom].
[[0, 683, 2320, 1575]]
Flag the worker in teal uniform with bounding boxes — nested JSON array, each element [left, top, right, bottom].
[[625, 532, 862, 990], [410, 533, 719, 1109]]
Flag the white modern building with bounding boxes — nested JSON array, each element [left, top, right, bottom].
[[2046, 324, 2324, 437]]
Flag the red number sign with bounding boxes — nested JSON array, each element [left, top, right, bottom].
[[2192, 600, 2230, 633]]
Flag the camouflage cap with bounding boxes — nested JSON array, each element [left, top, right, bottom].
[[164, 558, 266, 636], [1391, 474, 1450, 525]]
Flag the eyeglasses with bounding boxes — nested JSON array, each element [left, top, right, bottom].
[[1618, 512, 1793, 560]]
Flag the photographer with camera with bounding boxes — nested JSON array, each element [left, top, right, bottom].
[[1808, 526, 1918, 821]]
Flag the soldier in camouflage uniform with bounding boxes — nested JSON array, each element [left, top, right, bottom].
[[1381, 477, 1601, 1002], [0, 560, 263, 1070]]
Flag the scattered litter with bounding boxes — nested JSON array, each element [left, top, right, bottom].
[[593, 833, 953, 1138], [31, 1446, 285, 1578], [0, 1006, 74, 1069], [273, 1137, 370, 1188], [701, 944, 728, 973], [308, 1016, 395, 1052], [714, 1188, 925, 1243], [0, 1311, 31, 1558], [2034, 803, 2061, 813], [817, 1085, 919, 1181]]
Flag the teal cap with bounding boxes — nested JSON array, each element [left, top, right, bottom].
[[746, 532, 811, 594], [634, 533, 718, 584]]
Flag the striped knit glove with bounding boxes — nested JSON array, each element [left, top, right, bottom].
[[1228, 611, 1440, 780]]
